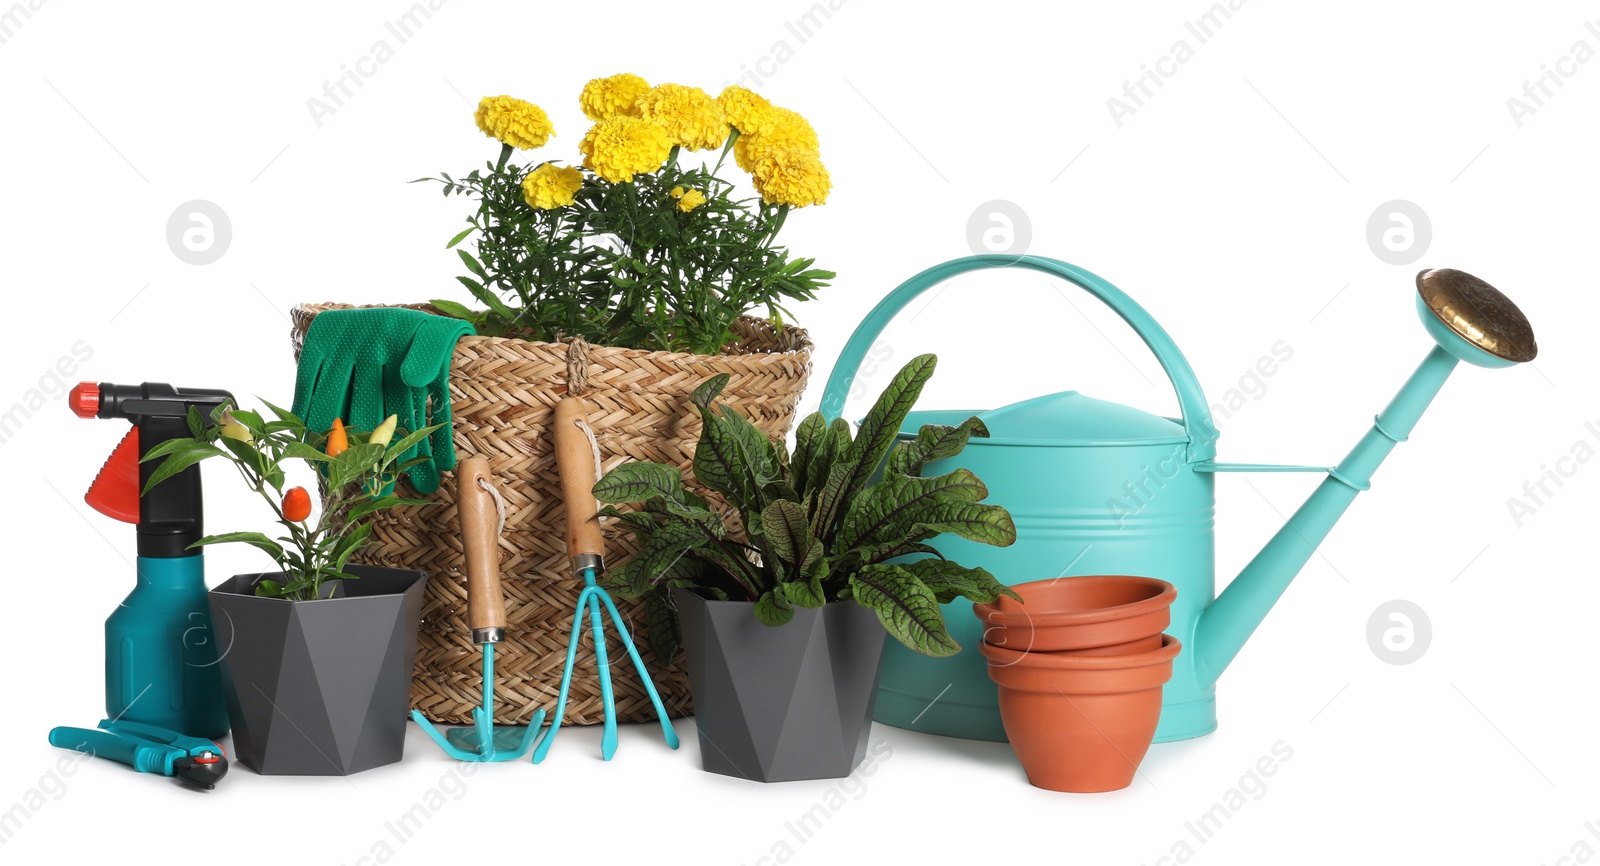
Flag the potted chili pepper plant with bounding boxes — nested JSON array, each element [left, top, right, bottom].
[[594, 355, 1019, 782], [143, 404, 438, 776]]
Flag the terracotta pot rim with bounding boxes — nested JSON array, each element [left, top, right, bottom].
[[975, 575, 1176, 627], [980, 633, 1182, 670]]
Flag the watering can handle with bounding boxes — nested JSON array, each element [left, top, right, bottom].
[[819, 254, 1220, 462]]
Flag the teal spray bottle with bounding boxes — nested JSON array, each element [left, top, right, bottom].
[[58, 381, 234, 739]]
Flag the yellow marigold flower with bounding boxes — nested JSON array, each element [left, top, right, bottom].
[[578, 116, 674, 183], [751, 147, 831, 208], [580, 73, 651, 121], [734, 107, 820, 173], [717, 85, 777, 135], [522, 163, 584, 210], [635, 83, 728, 151], [676, 189, 706, 212], [474, 95, 554, 150]]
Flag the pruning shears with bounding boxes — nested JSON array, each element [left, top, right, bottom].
[[48, 719, 229, 789]]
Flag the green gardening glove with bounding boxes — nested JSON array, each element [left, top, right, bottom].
[[292, 308, 474, 494], [392, 314, 476, 493]]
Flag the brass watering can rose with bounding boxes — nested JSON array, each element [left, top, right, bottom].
[[1417, 268, 1538, 363]]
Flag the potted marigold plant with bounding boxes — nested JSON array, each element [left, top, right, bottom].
[[426, 75, 833, 349], [143, 403, 437, 775], [594, 355, 1019, 782], [289, 73, 831, 732]]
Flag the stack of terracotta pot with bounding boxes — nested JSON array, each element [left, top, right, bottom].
[[976, 575, 1180, 793]]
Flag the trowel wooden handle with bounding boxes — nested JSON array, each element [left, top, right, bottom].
[[457, 457, 506, 635], [554, 396, 604, 563]]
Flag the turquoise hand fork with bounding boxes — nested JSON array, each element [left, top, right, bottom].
[[532, 395, 680, 762]]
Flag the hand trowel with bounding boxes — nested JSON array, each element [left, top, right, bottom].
[[410, 456, 544, 760]]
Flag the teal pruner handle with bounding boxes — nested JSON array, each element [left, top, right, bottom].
[[48, 720, 217, 776], [818, 254, 1220, 462], [105, 555, 229, 739], [48, 726, 142, 768]]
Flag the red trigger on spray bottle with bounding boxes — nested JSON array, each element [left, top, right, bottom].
[[66, 382, 234, 739], [73, 384, 141, 522]]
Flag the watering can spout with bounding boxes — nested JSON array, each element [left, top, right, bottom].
[[1194, 269, 1538, 684]]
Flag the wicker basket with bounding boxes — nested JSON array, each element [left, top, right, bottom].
[[290, 304, 812, 725]]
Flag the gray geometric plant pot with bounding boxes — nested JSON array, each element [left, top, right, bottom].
[[674, 588, 887, 783], [208, 564, 427, 776]]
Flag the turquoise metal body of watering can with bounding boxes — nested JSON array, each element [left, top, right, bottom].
[[820, 255, 1537, 743]]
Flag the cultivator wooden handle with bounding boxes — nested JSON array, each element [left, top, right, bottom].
[[457, 456, 507, 640], [554, 396, 605, 569]]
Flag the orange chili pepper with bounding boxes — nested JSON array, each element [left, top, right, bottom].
[[326, 418, 349, 457], [282, 486, 312, 522]]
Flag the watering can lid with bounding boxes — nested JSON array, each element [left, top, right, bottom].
[[972, 390, 1186, 446]]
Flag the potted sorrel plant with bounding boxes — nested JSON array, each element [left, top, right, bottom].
[[594, 355, 1019, 782], [290, 74, 832, 730], [142, 403, 437, 776]]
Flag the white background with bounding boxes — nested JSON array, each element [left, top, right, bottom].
[[2, 1, 1596, 863]]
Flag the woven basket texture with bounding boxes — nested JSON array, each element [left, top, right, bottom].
[[291, 303, 812, 724]]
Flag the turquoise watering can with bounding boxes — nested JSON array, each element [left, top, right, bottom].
[[820, 255, 1537, 742]]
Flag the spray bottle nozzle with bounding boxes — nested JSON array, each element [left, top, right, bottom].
[[84, 382, 235, 424], [73, 382, 236, 557], [69, 382, 101, 418]]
